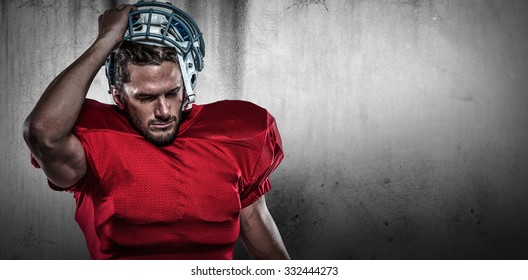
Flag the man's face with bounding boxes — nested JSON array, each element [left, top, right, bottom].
[[114, 61, 184, 146]]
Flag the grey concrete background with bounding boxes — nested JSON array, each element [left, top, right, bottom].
[[1, 0, 527, 259]]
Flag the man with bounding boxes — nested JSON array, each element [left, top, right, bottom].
[[23, 1, 289, 260]]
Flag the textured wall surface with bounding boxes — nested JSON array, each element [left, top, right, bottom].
[[1, 0, 528, 259]]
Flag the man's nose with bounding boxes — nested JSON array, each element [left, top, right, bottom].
[[155, 97, 171, 120]]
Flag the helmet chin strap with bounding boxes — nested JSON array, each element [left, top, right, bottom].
[[178, 54, 195, 111]]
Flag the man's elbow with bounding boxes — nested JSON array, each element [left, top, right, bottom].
[[23, 116, 59, 155]]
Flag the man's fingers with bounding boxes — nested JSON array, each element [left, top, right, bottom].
[[126, 5, 138, 12], [96, 4, 138, 44], [116, 4, 137, 12]]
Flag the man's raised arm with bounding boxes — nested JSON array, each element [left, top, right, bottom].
[[22, 5, 136, 188]]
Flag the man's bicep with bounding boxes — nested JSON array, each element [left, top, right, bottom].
[[34, 134, 87, 189]]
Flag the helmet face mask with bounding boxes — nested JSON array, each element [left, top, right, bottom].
[[105, 0, 205, 109]]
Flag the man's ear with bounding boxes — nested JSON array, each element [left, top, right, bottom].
[[110, 85, 126, 110]]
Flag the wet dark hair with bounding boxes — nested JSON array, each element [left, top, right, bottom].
[[113, 41, 180, 92]]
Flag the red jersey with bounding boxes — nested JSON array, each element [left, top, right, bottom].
[[31, 99, 284, 259]]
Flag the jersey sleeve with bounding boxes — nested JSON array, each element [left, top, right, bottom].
[[239, 112, 284, 208], [27, 99, 105, 193], [30, 153, 85, 192]]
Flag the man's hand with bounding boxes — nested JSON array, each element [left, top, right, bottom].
[[97, 4, 138, 50]]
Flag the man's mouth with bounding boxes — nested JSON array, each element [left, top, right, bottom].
[[150, 120, 175, 130]]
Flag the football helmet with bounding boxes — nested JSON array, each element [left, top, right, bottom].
[[105, 0, 205, 108]]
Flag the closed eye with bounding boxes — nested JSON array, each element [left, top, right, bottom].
[[136, 94, 157, 102], [165, 86, 182, 98], [134, 86, 181, 102]]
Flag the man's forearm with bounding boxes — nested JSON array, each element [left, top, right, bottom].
[[240, 196, 290, 259], [24, 38, 114, 148]]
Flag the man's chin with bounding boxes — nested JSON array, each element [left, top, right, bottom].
[[144, 131, 178, 146], [124, 110, 180, 146]]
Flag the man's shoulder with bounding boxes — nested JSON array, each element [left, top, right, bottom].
[[75, 98, 131, 133], [187, 100, 275, 141], [79, 98, 115, 114], [201, 99, 268, 117]]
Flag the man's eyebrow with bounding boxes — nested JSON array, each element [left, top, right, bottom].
[[167, 85, 182, 93]]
